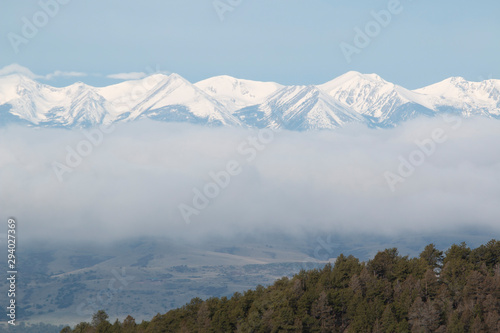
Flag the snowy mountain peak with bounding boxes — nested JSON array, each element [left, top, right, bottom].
[[195, 75, 283, 112], [448, 76, 467, 83], [0, 74, 33, 103], [241, 84, 366, 130], [0, 68, 499, 130], [414, 77, 500, 116], [145, 73, 171, 83], [165, 72, 189, 83], [415, 77, 477, 96], [317, 71, 434, 120], [320, 71, 387, 88]]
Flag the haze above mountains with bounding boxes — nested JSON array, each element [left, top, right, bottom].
[[0, 70, 499, 130]]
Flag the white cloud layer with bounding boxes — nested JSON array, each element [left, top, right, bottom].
[[107, 72, 148, 80], [0, 63, 87, 80], [1, 117, 499, 243], [44, 70, 87, 80], [0, 64, 173, 83], [0, 63, 40, 78]]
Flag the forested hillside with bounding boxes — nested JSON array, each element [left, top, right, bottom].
[[62, 240, 500, 332]]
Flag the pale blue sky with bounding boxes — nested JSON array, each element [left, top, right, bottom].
[[0, 0, 498, 88]]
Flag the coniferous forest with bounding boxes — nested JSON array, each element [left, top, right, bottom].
[[61, 240, 500, 333]]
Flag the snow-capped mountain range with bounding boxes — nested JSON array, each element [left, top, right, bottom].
[[1, 70, 499, 130]]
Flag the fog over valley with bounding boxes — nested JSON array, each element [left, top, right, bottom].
[[1, 117, 499, 244]]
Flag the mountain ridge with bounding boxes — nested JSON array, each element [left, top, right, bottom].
[[1, 71, 499, 130]]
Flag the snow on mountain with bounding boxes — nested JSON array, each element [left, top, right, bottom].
[[100, 73, 241, 126], [0, 74, 45, 122], [195, 75, 283, 112], [0, 69, 499, 130], [414, 77, 500, 117], [97, 74, 168, 116], [318, 71, 436, 126], [236, 85, 367, 130], [0, 74, 109, 127], [0, 74, 25, 104], [60, 82, 109, 127], [0, 72, 242, 128]]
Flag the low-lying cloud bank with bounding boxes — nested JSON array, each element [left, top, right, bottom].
[[1, 116, 499, 243]]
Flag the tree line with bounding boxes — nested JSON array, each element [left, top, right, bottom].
[[61, 240, 500, 332]]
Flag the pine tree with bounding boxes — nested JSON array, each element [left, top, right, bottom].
[[420, 244, 444, 271], [408, 297, 440, 332]]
